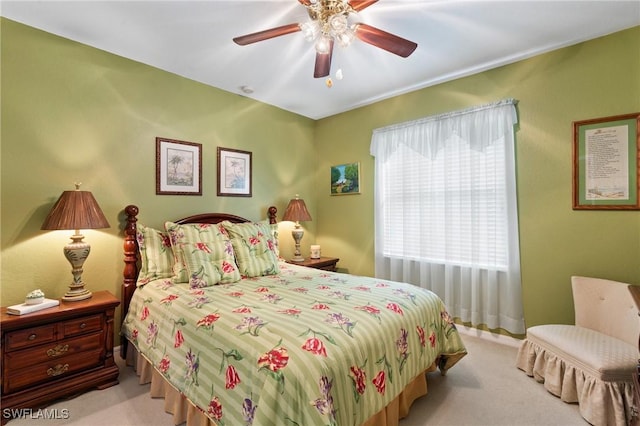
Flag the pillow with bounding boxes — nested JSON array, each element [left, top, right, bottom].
[[136, 224, 174, 283], [165, 225, 190, 283], [221, 221, 280, 277], [165, 221, 240, 287], [259, 219, 280, 258]]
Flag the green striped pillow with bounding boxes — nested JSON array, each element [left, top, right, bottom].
[[164, 222, 189, 283], [136, 224, 174, 283], [221, 221, 280, 277], [259, 219, 280, 258], [165, 221, 241, 287]]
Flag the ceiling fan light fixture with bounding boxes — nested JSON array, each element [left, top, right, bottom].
[[301, 20, 320, 42], [315, 36, 332, 54], [232, 0, 417, 80], [329, 14, 348, 33], [335, 29, 354, 47]]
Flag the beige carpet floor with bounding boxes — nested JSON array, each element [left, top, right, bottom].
[[7, 334, 585, 426]]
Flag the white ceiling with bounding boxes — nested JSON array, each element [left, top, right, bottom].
[[2, 0, 639, 119]]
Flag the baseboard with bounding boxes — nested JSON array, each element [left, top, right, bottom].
[[456, 325, 523, 348]]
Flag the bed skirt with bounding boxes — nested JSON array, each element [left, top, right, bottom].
[[126, 347, 439, 426], [516, 338, 635, 425]]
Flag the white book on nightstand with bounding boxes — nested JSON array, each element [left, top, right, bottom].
[[7, 298, 60, 315]]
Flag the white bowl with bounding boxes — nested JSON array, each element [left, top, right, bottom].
[[25, 296, 44, 305]]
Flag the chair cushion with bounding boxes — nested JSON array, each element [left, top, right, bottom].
[[526, 324, 637, 382]]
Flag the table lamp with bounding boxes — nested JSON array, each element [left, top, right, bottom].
[[41, 183, 110, 301], [282, 195, 312, 262]]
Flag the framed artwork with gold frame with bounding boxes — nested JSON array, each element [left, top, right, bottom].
[[217, 147, 252, 197], [156, 137, 202, 196], [330, 162, 360, 195]]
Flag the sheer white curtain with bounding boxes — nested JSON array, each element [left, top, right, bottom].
[[370, 99, 525, 334]]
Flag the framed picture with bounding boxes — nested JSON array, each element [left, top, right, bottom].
[[572, 113, 640, 210], [217, 147, 252, 197], [156, 137, 202, 195], [330, 162, 361, 195]]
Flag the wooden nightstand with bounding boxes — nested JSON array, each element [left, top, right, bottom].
[[1, 291, 120, 423], [288, 256, 340, 271]]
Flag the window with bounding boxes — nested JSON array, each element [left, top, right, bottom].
[[383, 133, 508, 268], [370, 100, 525, 334]]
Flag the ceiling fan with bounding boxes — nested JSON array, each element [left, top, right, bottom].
[[233, 0, 418, 79]]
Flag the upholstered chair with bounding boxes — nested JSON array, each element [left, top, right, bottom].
[[516, 276, 639, 425]]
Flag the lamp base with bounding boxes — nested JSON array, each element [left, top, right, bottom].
[[62, 287, 93, 302], [62, 233, 93, 302], [291, 225, 305, 263]]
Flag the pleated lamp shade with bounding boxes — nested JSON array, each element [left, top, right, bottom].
[[42, 189, 110, 231], [282, 197, 312, 223]]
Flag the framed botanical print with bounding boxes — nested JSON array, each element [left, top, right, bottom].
[[156, 137, 202, 195], [217, 147, 252, 197]]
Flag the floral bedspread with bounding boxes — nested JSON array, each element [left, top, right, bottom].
[[122, 261, 467, 426]]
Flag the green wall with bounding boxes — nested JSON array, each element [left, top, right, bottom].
[[0, 19, 317, 332], [2, 18, 639, 339], [314, 26, 640, 330]]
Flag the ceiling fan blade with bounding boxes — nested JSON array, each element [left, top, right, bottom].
[[349, 0, 379, 12], [354, 23, 417, 57], [233, 23, 301, 46], [298, 0, 312, 5], [314, 40, 334, 78]]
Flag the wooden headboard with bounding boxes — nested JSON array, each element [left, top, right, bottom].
[[121, 204, 278, 358]]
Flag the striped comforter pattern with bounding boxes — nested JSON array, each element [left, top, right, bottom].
[[122, 261, 466, 426]]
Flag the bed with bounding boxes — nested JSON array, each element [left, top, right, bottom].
[[120, 204, 467, 426]]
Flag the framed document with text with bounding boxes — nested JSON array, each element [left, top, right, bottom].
[[573, 113, 640, 210]]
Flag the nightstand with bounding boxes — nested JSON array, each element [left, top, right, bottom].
[[288, 256, 340, 271], [1, 291, 120, 423]]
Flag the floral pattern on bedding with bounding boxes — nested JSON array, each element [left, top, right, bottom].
[[122, 261, 467, 426]]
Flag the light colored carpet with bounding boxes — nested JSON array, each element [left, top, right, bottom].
[[7, 334, 585, 425], [401, 333, 584, 426]]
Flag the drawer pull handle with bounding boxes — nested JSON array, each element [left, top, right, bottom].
[[80, 323, 87, 329], [28, 334, 37, 341], [47, 363, 69, 377], [47, 344, 69, 357]]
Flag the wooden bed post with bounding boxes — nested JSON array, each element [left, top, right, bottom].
[[268, 206, 277, 224], [121, 204, 139, 359]]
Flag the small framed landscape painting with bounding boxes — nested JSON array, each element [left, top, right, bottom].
[[156, 137, 202, 196], [331, 162, 360, 195], [217, 147, 252, 197]]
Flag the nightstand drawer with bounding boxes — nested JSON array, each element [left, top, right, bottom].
[[5, 324, 56, 351], [5, 332, 104, 370], [62, 314, 102, 337], [4, 349, 104, 393]]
